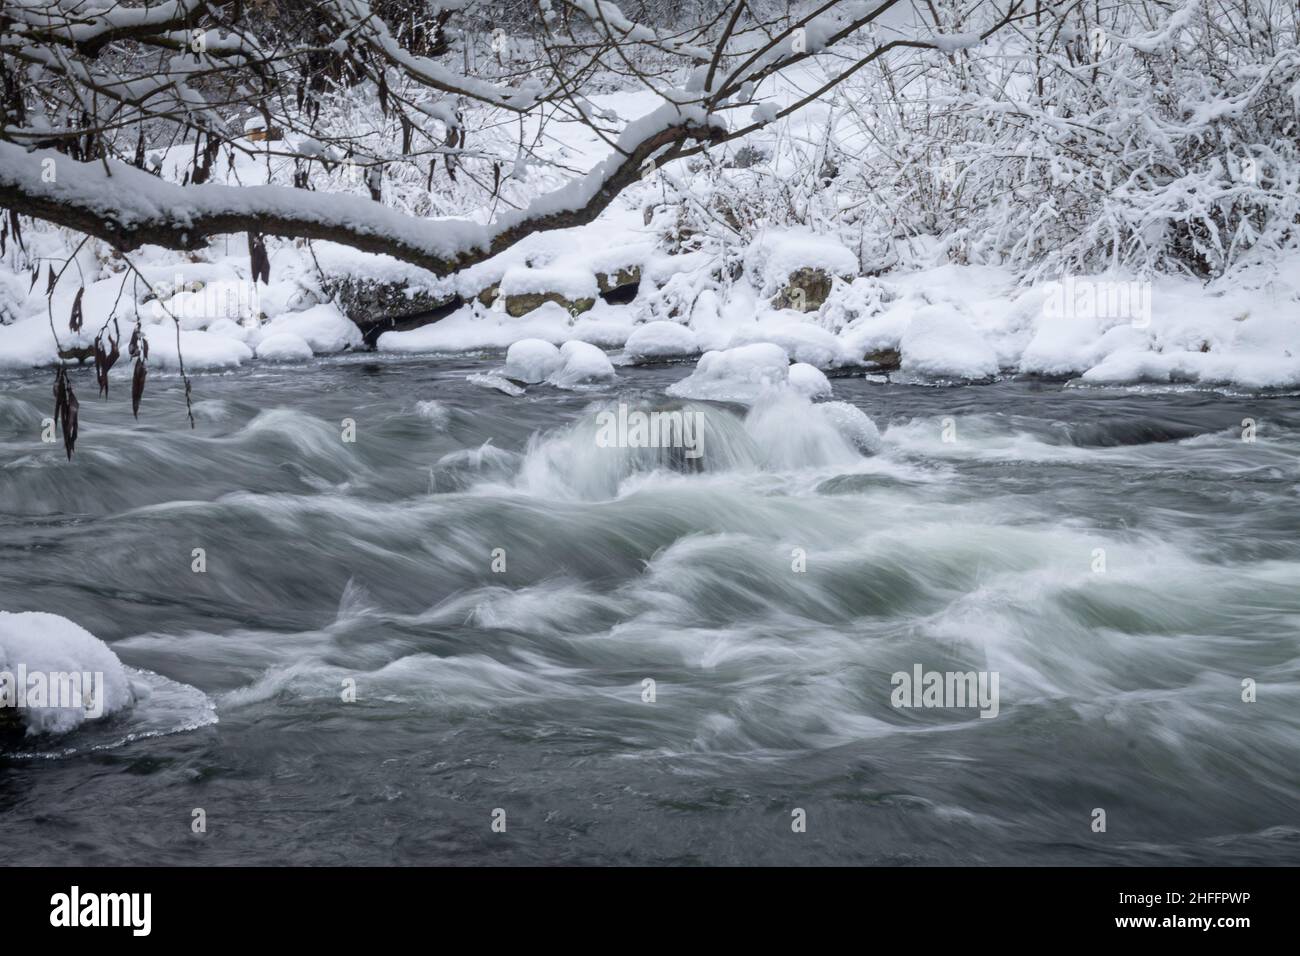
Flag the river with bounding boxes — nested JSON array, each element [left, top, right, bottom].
[[1, 355, 1297, 865]]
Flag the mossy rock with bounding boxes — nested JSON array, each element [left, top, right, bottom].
[[771, 267, 841, 312], [863, 348, 901, 370], [323, 275, 456, 324], [504, 292, 595, 317], [57, 344, 95, 364], [595, 266, 641, 295]]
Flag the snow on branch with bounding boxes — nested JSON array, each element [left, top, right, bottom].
[[0, 105, 725, 274]]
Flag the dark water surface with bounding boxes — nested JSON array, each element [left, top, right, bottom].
[[1, 355, 1298, 865]]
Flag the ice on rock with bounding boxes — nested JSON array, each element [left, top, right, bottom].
[[504, 338, 564, 383], [816, 401, 883, 454], [0, 612, 135, 736]]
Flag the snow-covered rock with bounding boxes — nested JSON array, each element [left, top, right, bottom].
[[667, 343, 790, 403], [261, 303, 362, 354], [788, 362, 833, 399], [748, 229, 859, 299], [0, 612, 135, 737], [623, 321, 700, 361], [900, 307, 1000, 380], [728, 322, 848, 367], [504, 338, 564, 383], [255, 332, 314, 361], [550, 341, 616, 387], [149, 328, 254, 370]]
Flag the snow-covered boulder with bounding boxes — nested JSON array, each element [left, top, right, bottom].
[[322, 275, 455, 326], [748, 229, 859, 312], [595, 266, 642, 297], [667, 343, 790, 403], [900, 307, 999, 380], [772, 268, 837, 312], [728, 323, 848, 367], [204, 318, 254, 343], [550, 341, 616, 387], [256, 332, 314, 361], [788, 362, 833, 399], [623, 321, 701, 362], [498, 265, 599, 317], [148, 328, 254, 370], [0, 612, 135, 737], [504, 338, 564, 383], [262, 303, 362, 354]]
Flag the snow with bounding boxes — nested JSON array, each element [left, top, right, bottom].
[[666, 342, 791, 403], [0, 141, 493, 269], [0, 611, 135, 736], [504, 338, 564, 383], [149, 328, 254, 370], [899, 306, 1001, 381], [550, 340, 616, 387], [622, 321, 701, 361], [255, 303, 362, 354], [500, 265, 598, 300], [255, 332, 314, 362], [746, 229, 859, 295], [1, 14, 1297, 395], [3, 225, 1296, 391], [788, 362, 833, 399], [934, 32, 983, 52], [0, 320, 60, 369], [380, 301, 575, 352], [728, 322, 849, 368]]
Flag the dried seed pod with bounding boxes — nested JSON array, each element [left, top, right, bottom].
[[131, 358, 147, 419], [69, 286, 84, 331], [248, 233, 270, 284], [62, 384, 78, 460]]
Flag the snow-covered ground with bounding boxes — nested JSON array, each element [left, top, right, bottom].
[[2, 78, 1297, 391]]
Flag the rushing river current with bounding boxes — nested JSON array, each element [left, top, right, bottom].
[[1, 355, 1298, 865]]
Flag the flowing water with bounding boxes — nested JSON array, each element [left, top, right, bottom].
[[1, 355, 1298, 865]]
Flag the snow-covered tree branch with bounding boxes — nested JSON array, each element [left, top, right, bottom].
[[0, 0, 992, 273]]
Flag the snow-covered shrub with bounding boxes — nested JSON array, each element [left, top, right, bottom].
[[833, 0, 1300, 281]]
